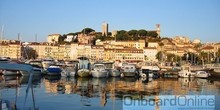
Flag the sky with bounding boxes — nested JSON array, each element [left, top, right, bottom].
[[0, 0, 220, 42]]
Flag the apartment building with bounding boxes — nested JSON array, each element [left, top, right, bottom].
[[77, 44, 91, 58], [91, 45, 105, 62], [0, 41, 21, 59], [96, 40, 145, 49], [114, 48, 144, 63], [47, 34, 61, 43], [143, 47, 158, 62]]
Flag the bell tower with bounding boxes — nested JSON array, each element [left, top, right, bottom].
[[156, 24, 160, 38]]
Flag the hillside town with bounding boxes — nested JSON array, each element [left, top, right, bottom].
[[0, 23, 219, 66]]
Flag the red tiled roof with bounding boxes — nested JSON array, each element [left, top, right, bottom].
[[202, 46, 214, 50]]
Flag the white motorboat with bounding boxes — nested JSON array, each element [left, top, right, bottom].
[[42, 58, 55, 70], [120, 63, 136, 77], [91, 63, 109, 78], [194, 71, 210, 78], [103, 62, 120, 77], [139, 66, 154, 78], [178, 66, 195, 78], [61, 67, 76, 77]]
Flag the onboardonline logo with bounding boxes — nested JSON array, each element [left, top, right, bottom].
[[123, 95, 215, 110]]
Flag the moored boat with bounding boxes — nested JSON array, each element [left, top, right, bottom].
[[42, 58, 55, 70], [178, 65, 195, 78], [120, 63, 136, 77], [91, 63, 109, 78], [47, 65, 62, 75], [194, 71, 210, 78], [103, 62, 120, 77], [77, 57, 90, 77], [77, 69, 90, 77]]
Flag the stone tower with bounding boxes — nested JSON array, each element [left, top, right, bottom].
[[156, 24, 160, 37], [102, 22, 108, 36]]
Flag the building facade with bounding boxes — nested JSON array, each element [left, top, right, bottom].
[[47, 34, 61, 43]]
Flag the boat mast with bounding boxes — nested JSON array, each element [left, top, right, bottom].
[[17, 33, 20, 60], [0, 25, 4, 57], [35, 34, 38, 59]]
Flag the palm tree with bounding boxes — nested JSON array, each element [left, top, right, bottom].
[[199, 52, 208, 66]]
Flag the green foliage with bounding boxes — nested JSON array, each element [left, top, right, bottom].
[[217, 48, 220, 57], [127, 30, 138, 36], [156, 51, 163, 61], [147, 31, 158, 37], [73, 38, 78, 43], [22, 47, 38, 59], [156, 51, 181, 62], [58, 34, 67, 43], [81, 28, 95, 34], [194, 43, 203, 48], [138, 29, 147, 37], [166, 53, 181, 62], [60, 28, 160, 44], [116, 30, 129, 41]]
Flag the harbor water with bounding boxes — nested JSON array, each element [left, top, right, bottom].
[[1, 74, 220, 110]]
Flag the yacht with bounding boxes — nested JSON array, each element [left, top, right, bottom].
[[139, 62, 160, 78], [46, 65, 62, 75], [103, 62, 120, 77], [120, 63, 136, 77], [194, 71, 210, 78], [91, 63, 109, 78], [41, 58, 55, 70], [178, 66, 195, 78]]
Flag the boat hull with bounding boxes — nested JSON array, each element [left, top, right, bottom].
[[2, 70, 20, 76], [20, 67, 43, 76], [109, 69, 121, 77], [178, 71, 195, 78], [77, 69, 90, 77], [195, 71, 210, 78], [121, 72, 136, 77], [91, 70, 108, 78]]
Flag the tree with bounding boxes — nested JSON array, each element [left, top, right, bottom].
[[166, 53, 181, 62], [216, 48, 220, 57], [73, 37, 78, 43], [156, 51, 163, 62], [198, 52, 208, 64], [127, 30, 138, 36], [22, 46, 38, 59], [138, 29, 147, 37], [215, 48, 220, 62], [81, 28, 95, 34], [147, 31, 158, 38], [58, 34, 67, 43], [116, 30, 129, 41]]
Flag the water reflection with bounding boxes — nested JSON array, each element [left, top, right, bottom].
[[1, 75, 220, 110], [42, 76, 220, 95]]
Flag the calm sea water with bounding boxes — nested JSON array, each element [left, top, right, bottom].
[[1, 75, 220, 110]]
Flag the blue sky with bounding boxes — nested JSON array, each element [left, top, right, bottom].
[[0, 0, 220, 42]]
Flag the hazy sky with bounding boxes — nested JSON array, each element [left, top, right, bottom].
[[0, 0, 220, 42]]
